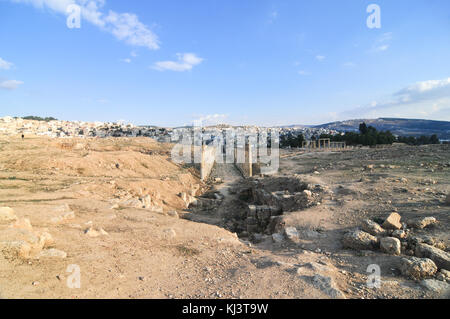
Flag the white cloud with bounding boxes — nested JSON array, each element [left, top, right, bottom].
[[0, 57, 14, 70], [298, 70, 310, 76], [11, 0, 160, 50], [152, 53, 203, 72], [397, 78, 450, 94], [193, 113, 228, 126], [338, 77, 450, 120], [315, 55, 325, 61], [371, 32, 392, 53], [121, 58, 131, 63], [375, 44, 389, 52], [0, 80, 24, 90]]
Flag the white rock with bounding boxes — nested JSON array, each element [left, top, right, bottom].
[[0, 207, 17, 222], [38, 248, 67, 259], [380, 237, 401, 255]]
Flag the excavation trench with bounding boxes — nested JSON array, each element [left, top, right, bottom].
[[186, 165, 323, 242]]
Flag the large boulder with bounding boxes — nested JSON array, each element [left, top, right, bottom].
[[382, 213, 402, 230], [415, 243, 450, 271], [0, 207, 17, 223], [342, 230, 378, 251], [400, 257, 438, 280], [380, 237, 401, 255], [361, 219, 386, 236]]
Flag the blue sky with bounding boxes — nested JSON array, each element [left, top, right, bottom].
[[1, 0, 449, 127]]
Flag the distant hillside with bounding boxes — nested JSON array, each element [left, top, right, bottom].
[[313, 118, 450, 139]]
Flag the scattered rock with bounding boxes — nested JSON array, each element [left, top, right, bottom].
[[415, 243, 450, 270], [50, 211, 76, 224], [422, 235, 436, 246], [0, 228, 44, 257], [408, 217, 437, 229], [382, 213, 402, 230], [84, 227, 107, 238], [436, 269, 450, 282], [342, 230, 378, 251], [420, 279, 450, 294], [0, 240, 32, 259], [380, 237, 401, 255], [361, 219, 386, 236], [303, 190, 312, 197], [301, 229, 326, 239], [392, 229, 407, 239], [0, 207, 17, 222], [272, 233, 284, 244], [38, 248, 67, 259], [10, 218, 33, 231], [37, 231, 55, 248], [283, 227, 299, 244], [400, 257, 437, 280], [311, 274, 346, 299]]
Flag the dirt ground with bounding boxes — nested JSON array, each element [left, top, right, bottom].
[[0, 136, 449, 299]]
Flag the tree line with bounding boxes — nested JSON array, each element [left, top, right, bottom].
[[21, 116, 58, 122], [281, 122, 441, 148]]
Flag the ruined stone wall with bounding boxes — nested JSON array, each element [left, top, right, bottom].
[[200, 145, 216, 181], [234, 145, 253, 177]]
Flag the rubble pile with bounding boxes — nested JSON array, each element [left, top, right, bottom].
[[342, 212, 449, 285]]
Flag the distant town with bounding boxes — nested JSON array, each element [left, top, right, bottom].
[[0, 116, 448, 147]]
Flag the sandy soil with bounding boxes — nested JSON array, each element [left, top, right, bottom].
[[0, 136, 449, 299]]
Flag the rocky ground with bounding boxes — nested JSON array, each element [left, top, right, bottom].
[[0, 136, 449, 299]]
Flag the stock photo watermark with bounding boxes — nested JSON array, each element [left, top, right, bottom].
[[66, 264, 81, 289], [367, 4, 381, 29], [366, 264, 381, 289], [170, 126, 280, 175], [67, 4, 81, 29]]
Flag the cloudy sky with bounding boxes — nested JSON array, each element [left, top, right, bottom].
[[0, 0, 449, 126]]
